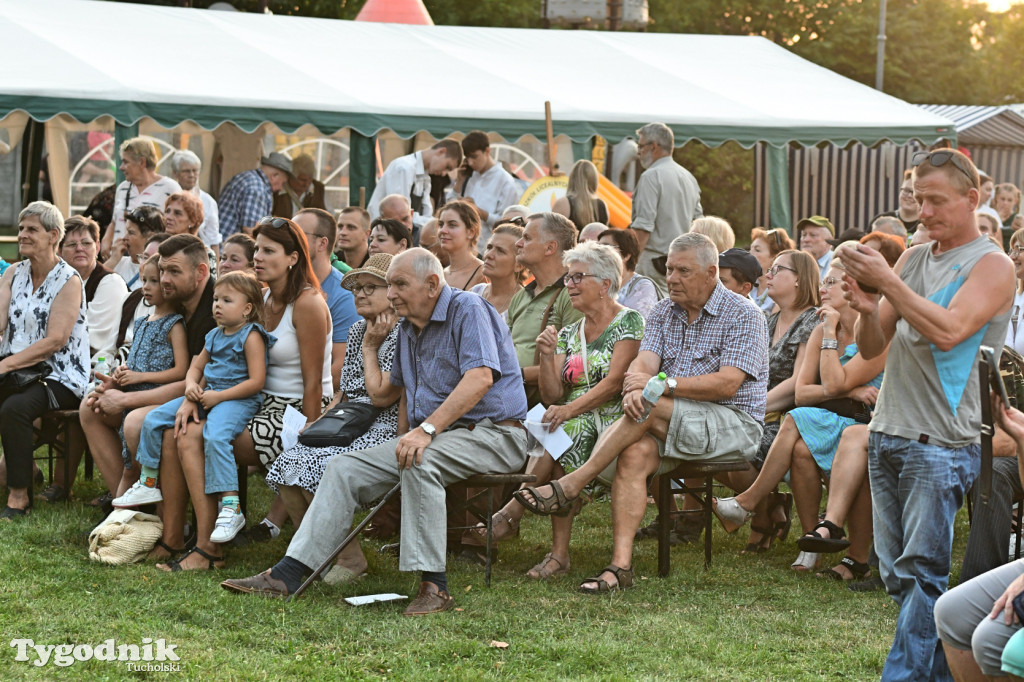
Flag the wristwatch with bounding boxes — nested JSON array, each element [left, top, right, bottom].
[[664, 377, 677, 396], [420, 422, 437, 439]]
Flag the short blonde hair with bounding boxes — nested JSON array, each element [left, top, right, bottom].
[[690, 216, 735, 253], [119, 137, 158, 169]]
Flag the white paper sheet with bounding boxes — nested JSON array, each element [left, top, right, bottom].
[[280, 405, 307, 451], [344, 593, 408, 606], [523, 403, 573, 460]]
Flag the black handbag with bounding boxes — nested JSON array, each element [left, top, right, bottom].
[[0, 359, 50, 390], [0, 359, 58, 409], [298, 402, 379, 448], [817, 398, 872, 424]]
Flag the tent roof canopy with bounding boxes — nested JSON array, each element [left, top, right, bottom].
[[916, 105, 1024, 147], [1, 0, 954, 148]]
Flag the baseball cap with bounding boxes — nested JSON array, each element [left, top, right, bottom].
[[796, 215, 835, 238], [719, 248, 762, 285]]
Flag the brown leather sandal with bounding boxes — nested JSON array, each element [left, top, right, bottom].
[[526, 553, 570, 580], [579, 564, 634, 594]]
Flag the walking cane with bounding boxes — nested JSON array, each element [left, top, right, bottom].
[[290, 481, 401, 600]]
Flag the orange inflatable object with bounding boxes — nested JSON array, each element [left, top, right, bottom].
[[597, 174, 632, 228]]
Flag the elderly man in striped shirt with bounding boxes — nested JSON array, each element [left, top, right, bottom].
[[516, 232, 769, 593]]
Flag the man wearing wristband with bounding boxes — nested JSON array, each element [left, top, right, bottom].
[[222, 248, 528, 615], [515, 232, 768, 592], [842, 148, 1014, 681]]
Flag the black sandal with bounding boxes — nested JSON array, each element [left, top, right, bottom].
[[771, 492, 793, 541], [797, 519, 851, 553], [152, 539, 185, 559], [818, 556, 870, 581], [0, 505, 31, 520], [742, 521, 776, 554], [40, 485, 67, 503], [579, 564, 634, 594], [158, 546, 223, 572]]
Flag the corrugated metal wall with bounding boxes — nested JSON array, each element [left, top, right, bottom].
[[753, 142, 1024, 234]]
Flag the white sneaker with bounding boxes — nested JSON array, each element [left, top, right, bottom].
[[210, 506, 245, 543], [112, 480, 163, 508], [1010, 534, 1021, 561]]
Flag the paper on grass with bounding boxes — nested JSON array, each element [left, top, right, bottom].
[[524, 403, 572, 460], [344, 593, 408, 606], [280, 405, 307, 451]]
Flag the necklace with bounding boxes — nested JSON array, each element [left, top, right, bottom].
[[485, 283, 520, 312]]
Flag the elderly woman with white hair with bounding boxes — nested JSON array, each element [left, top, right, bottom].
[[0, 202, 91, 518], [170, 150, 220, 257], [467, 241, 644, 578]]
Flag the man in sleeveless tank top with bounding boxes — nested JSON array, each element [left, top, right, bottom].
[[843, 149, 1014, 682]]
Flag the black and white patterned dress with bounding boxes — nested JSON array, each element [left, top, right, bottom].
[[5, 259, 90, 397], [265, 320, 400, 494]]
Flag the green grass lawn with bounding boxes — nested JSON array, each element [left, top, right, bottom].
[[1, 461, 973, 681]]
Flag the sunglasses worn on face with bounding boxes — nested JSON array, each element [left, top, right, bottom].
[[911, 150, 975, 184]]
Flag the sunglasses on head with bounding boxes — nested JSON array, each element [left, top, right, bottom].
[[257, 216, 290, 229], [125, 209, 155, 230], [501, 216, 526, 227], [911, 150, 975, 183]]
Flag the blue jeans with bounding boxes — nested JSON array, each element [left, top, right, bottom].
[[137, 395, 262, 495], [868, 431, 978, 682]]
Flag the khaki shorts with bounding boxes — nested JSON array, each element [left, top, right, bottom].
[[596, 398, 762, 486]]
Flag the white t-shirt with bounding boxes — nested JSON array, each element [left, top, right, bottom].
[[111, 176, 182, 241], [196, 188, 221, 247], [1007, 290, 1024, 356]]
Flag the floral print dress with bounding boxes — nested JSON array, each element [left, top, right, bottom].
[[554, 308, 644, 473], [5, 259, 90, 397]]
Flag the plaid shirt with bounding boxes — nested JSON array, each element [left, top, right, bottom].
[[640, 282, 769, 422], [217, 169, 272, 239], [391, 286, 528, 428]]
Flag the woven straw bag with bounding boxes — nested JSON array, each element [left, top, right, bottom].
[[88, 509, 163, 565]]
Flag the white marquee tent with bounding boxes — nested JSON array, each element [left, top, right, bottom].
[[0, 0, 955, 226]]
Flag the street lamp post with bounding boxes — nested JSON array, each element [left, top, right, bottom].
[[876, 0, 887, 91]]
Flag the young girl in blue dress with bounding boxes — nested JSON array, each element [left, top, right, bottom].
[[110, 255, 190, 467], [113, 271, 274, 545]]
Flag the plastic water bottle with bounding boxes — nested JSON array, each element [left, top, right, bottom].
[[636, 372, 668, 423], [93, 356, 109, 391]]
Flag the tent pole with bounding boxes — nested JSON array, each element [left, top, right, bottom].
[[545, 101, 559, 175], [349, 131, 376, 208], [767, 143, 792, 231], [20, 119, 44, 207], [113, 121, 140, 187]]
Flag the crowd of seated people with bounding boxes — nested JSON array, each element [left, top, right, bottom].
[[8, 130, 1024, 670]]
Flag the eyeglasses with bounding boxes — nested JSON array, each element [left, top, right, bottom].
[[1011, 247, 1022, 258], [911, 150, 975, 183], [900, 188, 915, 197], [824, 276, 841, 287], [303, 231, 327, 243], [563, 272, 602, 286], [257, 216, 290, 229], [350, 283, 381, 296], [766, 264, 797, 277], [63, 238, 95, 251]]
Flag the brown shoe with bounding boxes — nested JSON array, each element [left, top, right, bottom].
[[220, 569, 290, 598], [402, 581, 454, 616]]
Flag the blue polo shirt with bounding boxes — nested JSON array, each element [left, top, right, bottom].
[[390, 285, 528, 428], [321, 267, 358, 344]]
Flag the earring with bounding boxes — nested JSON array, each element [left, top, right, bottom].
[[288, 264, 293, 271]]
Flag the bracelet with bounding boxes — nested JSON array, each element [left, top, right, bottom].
[[821, 338, 839, 351]]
